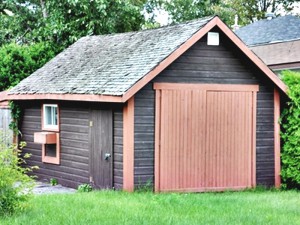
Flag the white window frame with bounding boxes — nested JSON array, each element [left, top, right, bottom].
[[43, 104, 59, 131]]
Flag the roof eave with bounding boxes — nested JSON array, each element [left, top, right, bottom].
[[7, 93, 124, 103]]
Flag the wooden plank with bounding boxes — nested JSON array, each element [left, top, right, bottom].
[[123, 97, 135, 191], [252, 91, 257, 187], [175, 55, 242, 65], [274, 88, 281, 188], [168, 62, 247, 72], [154, 83, 259, 92], [8, 93, 123, 103], [60, 124, 89, 133], [161, 70, 254, 79]]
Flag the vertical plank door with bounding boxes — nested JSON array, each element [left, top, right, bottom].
[[205, 91, 254, 189], [157, 89, 207, 191], [155, 83, 257, 192], [90, 109, 113, 189]]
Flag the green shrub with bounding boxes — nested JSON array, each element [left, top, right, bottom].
[[77, 184, 93, 193], [0, 141, 37, 216], [0, 42, 55, 91], [280, 70, 300, 189]]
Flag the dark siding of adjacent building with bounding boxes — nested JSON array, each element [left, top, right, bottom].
[[133, 28, 275, 187]]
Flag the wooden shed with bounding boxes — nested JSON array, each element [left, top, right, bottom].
[[7, 16, 287, 192]]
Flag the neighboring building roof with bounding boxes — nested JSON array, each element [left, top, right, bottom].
[[250, 39, 300, 66], [235, 15, 300, 46], [8, 16, 287, 102]]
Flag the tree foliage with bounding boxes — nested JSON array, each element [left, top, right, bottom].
[[0, 1, 41, 45], [0, 0, 145, 91], [145, 0, 300, 26], [0, 42, 55, 91], [145, 0, 222, 24], [221, 0, 300, 25], [280, 70, 300, 189], [0, 0, 145, 49], [35, 0, 145, 49]]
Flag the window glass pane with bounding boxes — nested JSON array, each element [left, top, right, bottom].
[[44, 105, 58, 126], [45, 106, 52, 125]]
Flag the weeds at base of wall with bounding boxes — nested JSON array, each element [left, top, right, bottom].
[[135, 179, 154, 193], [77, 183, 93, 193], [50, 178, 58, 186]]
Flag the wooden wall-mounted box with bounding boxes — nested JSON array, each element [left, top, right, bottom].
[[34, 132, 57, 144]]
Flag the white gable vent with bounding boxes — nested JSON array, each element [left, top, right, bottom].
[[207, 32, 219, 46]]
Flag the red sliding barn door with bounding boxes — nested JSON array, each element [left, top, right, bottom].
[[154, 83, 258, 192]]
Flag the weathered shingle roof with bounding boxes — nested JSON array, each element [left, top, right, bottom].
[[9, 17, 213, 96], [235, 15, 300, 46]]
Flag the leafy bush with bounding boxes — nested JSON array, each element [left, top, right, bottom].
[[77, 184, 93, 193], [0, 42, 55, 91], [280, 70, 300, 189], [0, 141, 37, 216]]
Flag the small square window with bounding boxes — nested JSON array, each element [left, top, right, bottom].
[[207, 32, 219, 46], [43, 104, 59, 131]]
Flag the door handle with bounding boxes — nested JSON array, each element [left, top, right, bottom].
[[104, 153, 111, 161]]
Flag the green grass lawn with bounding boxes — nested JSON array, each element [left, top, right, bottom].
[[1, 190, 300, 225]]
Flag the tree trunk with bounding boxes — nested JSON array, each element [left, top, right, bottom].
[[40, 0, 48, 18], [271, 0, 276, 12]]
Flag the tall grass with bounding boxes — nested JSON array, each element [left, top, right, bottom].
[[1, 190, 300, 225]]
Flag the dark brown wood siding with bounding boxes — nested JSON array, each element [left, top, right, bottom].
[[20, 102, 90, 188], [134, 29, 275, 187], [134, 85, 155, 186], [114, 110, 123, 189], [20, 101, 124, 189]]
